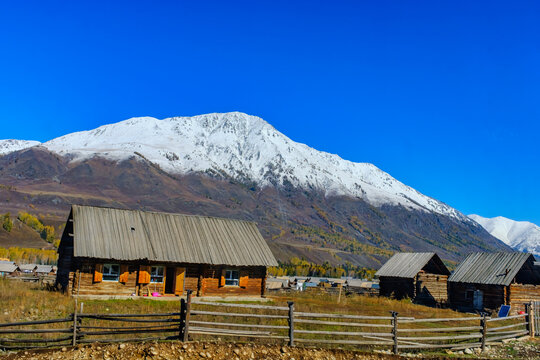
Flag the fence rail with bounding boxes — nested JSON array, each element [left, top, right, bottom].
[[0, 291, 535, 355]]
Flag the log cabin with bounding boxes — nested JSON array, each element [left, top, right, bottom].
[[0, 262, 19, 277], [56, 205, 278, 297], [35, 265, 56, 276], [19, 264, 38, 275], [448, 252, 540, 314], [375, 252, 450, 305]]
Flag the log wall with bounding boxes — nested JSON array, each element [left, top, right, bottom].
[[415, 271, 448, 305], [379, 277, 414, 299], [380, 272, 447, 305], [70, 260, 138, 296], [448, 282, 505, 312], [55, 214, 74, 292], [64, 258, 266, 297], [201, 265, 266, 296], [509, 283, 540, 314]]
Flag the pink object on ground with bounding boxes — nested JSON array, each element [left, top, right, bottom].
[[151, 292, 161, 297]]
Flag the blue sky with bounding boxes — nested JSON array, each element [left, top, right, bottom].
[[1, 1, 539, 224]]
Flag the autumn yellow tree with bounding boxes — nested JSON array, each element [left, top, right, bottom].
[[2, 213, 13, 232]]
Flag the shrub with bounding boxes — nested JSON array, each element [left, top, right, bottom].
[[2, 213, 13, 232]]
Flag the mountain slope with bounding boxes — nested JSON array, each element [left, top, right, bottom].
[[41, 112, 465, 221], [0, 140, 40, 155], [0, 112, 510, 267], [469, 214, 540, 255]]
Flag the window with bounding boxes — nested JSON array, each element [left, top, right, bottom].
[[103, 264, 120, 281], [465, 290, 474, 300], [225, 270, 239, 286], [150, 266, 164, 283]]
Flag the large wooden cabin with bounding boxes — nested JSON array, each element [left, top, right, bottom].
[[376, 252, 450, 306], [56, 205, 278, 297], [448, 252, 540, 314]]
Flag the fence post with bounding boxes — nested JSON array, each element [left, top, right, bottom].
[[72, 311, 77, 346], [530, 302, 536, 338], [288, 301, 295, 347], [525, 303, 532, 337], [180, 297, 185, 340], [481, 313, 487, 352], [391, 311, 398, 355], [180, 290, 192, 342]]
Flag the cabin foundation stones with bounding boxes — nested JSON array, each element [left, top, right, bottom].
[[55, 205, 277, 297]]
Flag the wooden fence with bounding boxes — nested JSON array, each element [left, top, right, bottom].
[[0, 291, 534, 354], [533, 301, 540, 336]]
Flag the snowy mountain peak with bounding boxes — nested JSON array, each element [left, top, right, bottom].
[[469, 214, 540, 255], [13, 112, 465, 220], [0, 139, 41, 155]]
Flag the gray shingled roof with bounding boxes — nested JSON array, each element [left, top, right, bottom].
[[71, 205, 278, 267], [375, 252, 450, 278], [35, 265, 54, 273], [0, 263, 18, 273], [448, 252, 535, 286], [19, 264, 37, 272]]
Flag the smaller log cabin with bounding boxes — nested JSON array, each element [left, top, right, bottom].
[[375, 252, 450, 305], [448, 252, 540, 314], [0, 262, 19, 277], [56, 205, 278, 297]]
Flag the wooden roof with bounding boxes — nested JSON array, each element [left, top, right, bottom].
[[375, 252, 450, 278], [0, 263, 18, 273], [19, 264, 37, 271], [70, 205, 278, 267], [448, 252, 536, 286], [35, 265, 54, 273]]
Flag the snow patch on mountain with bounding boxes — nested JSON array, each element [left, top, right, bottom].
[[0, 139, 41, 155], [469, 214, 540, 255], [43, 112, 465, 220]]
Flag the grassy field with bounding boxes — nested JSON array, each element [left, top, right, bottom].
[[1, 278, 537, 358], [0, 277, 467, 322]]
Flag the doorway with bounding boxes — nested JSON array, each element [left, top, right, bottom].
[[473, 290, 483, 310], [165, 267, 175, 294]]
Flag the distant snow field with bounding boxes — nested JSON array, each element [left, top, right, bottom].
[[469, 214, 540, 255], [0, 139, 40, 155]]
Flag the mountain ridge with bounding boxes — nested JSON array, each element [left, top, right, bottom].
[[0, 112, 510, 267], [3, 112, 466, 221], [468, 214, 540, 255]]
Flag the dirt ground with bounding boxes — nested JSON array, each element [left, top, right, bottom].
[[0, 341, 478, 360], [1, 339, 539, 360]]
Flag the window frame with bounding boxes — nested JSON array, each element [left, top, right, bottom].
[[150, 266, 165, 284], [225, 269, 240, 286], [102, 263, 120, 282]]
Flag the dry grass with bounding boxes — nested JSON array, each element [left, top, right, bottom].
[[0, 279, 534, 355], [267, 289, 464, 319], [0, 278, 74, 323], [0, 278, 184, 323], [0, 279, 472, 322]]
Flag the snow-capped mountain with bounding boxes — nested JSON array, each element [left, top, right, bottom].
[[0, 112, 512, 265], [0, 140, 40, 155], [469, 214, 540, 255], [4, 112, 465, 220]]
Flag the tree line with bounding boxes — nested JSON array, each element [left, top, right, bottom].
[[16, 212, 61, 248], [268, 257, 376, 280], [0, 247, 57, 265]]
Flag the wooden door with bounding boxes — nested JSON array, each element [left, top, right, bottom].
[[174, 267, 185, 296], [473, 290, 483, 310]]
